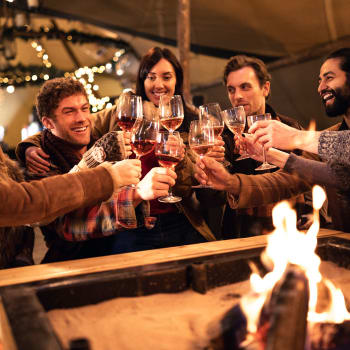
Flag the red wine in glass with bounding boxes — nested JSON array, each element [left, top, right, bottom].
[[156, 154, 180, 169], [131, 139, 156, 159], [117, 115, 137, 132], [155, 131, 182, 203]]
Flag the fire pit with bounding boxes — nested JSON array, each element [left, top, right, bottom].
[[1, 231, 350, 350]]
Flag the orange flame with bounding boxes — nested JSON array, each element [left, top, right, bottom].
[[240, 185, 350, 345]]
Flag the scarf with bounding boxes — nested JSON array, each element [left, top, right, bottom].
[[41, 129, 95, 174]]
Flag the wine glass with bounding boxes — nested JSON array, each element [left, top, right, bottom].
[[246, 113, 278, 171], [199, 103, 224, 139], [155, 131, 182, 203], [159, 95, 184, 134], [188, 119, 215, 188], [131, 118, 159, 160], [116, 94, 143, 158], [221, 106, 249, 161]]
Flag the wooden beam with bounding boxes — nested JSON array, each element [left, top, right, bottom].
[[177, 0, 191, 105], [267, 36, 350, 71]]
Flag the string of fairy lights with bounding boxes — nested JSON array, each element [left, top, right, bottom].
[[0, 24, 135, 111], [1, 44, 128, 111]]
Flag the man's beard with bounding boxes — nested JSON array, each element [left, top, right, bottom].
[[323, 85, 350, 117]]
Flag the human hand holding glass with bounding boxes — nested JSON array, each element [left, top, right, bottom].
[[221, 106, 249, 161], [155, 131, 182, 203], [159, 95, 184, 134], [189, 119, 215, 188], [246, 113, 278, 171]]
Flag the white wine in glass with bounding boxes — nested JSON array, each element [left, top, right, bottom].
[[199, 103, 224, 139], [222, 106, 249, 161], [189, 119, 215, 188], [159, 95, 184, 134], [247, 113, 277, 171]]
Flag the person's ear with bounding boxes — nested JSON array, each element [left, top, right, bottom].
[[41, 116, 54, 130], [262, 81, 270, 98]]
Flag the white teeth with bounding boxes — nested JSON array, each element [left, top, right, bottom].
[[323, 93, 334, 101], [72, 127, 87, 132], [153, 92, 166, 97]]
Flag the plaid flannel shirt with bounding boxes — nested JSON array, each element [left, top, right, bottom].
[[56, 187, 150, 241]]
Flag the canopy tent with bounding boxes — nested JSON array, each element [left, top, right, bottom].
[[1, 0, 349, 146]]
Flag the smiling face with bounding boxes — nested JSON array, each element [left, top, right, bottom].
[[42, 94, 91, 153], [144, 58, 177, 106], [226, 66, 270, 116], [318, 57, 350, 118]]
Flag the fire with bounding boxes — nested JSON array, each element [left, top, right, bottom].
[[240, 185, 350, 346]]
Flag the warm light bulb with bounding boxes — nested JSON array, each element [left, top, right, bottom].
[[6, 85, 15, 94]]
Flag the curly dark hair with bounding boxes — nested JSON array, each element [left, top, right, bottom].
[[223, 55, 271, 94], [36, 78, 88, 121]]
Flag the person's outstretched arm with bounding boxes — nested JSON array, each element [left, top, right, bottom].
[[0, 166, 113, 227]]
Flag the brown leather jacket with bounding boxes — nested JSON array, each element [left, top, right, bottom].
[[0, 149, 113, 227]]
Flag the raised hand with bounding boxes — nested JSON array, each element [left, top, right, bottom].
[[135, 167, 177, 200], [249, 119, 301, 151], [194, 156, 232, 191], [109, 159, 142, 188], [238, 133, 264, 162], [123, 131, 132, 158], [206, 136, 225, 163], [25, 146, 51, 173]]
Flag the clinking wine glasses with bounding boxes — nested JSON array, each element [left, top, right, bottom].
[[155, 131, 183, 203], [131, 118, 159, 160], [200, 102, 232, 167], [199, 103, 224, 139], [189, 119, 215, 188], [246, 113, 278, 171], [159, 95, 184, 134], [117, 94, 143, 158], [221, 106, 249, 161]]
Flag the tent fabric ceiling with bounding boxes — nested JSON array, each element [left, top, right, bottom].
[[28, 0, 350, 59], [0, 0, 349, 145]]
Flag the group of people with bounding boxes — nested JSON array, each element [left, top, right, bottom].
[[1, 45, 349, 268]]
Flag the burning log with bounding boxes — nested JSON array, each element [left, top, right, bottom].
[[263, 264, 309, 350], [309, 320, 350, 350]]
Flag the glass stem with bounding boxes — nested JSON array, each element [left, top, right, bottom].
[[262, 145, 267, 164]]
